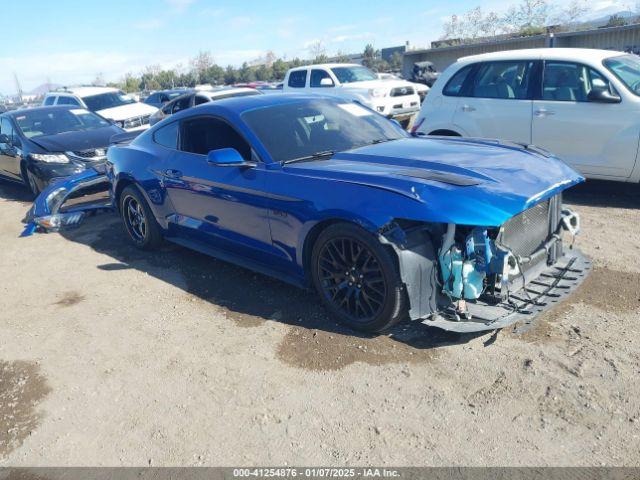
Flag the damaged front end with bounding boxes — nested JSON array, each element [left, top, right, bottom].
[[21, 163, 113, 237], [381, 194, 590, 333]]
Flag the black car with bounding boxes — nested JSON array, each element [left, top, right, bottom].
[[0, 106, 124, 196], [143, 89, 193, 109]]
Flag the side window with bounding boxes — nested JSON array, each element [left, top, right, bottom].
[[443, 65, 473, 96], [153, 121, 179, 149], [180, 117, 252, 161], [310, 69, 334, 88], [543, 61, 615, 102], [146, 93, 158, 104], [43, 96, 56, 106], [0, 118, 16, 146], [194, 95, 210, 106], [171, 96, 191, 114], [471, 61, 534, 100], [57, 96, 81, 106], [288, 70, 307, 88]]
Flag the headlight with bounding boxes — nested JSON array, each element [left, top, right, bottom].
[[369, 88, 387, 98], [30, 153, 70, 164]]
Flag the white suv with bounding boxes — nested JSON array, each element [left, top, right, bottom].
[[43, 87, 158, 132], [414, 48, 640, 182], [283, 64, 421, 126]]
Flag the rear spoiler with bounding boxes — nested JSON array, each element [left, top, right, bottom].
[[110, 130, 143, 145]]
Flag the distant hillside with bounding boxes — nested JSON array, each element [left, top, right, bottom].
[[584, 10, 637, 28], [28, 83, 62, 96]]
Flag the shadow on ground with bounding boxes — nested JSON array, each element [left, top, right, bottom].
[[0, 182, 32, 206], [55, 213, 486, 366], [564, 179, 640, 209]]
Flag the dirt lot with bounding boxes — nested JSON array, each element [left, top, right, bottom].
[[0, 179, 639, 466]]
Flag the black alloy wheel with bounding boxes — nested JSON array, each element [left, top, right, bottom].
[[311, 223, 407, 332]]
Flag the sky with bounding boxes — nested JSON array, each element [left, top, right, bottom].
[[0, 0, 631, 95]]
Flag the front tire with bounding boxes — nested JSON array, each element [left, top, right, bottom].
[[311, 223, 407, 333], [119, 185, 163, 250], [21, 164, 40, 198]]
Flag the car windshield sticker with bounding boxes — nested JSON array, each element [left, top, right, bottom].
[[338, 103, 373, 117]]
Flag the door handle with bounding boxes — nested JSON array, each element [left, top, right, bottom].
[[164, 169, 183, 178], [534, 108, 555, 117], [461, 104, 476, 112]]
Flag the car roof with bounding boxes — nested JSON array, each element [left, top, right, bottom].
[[5, 105, 87, 118], [288, 63, 362, 72], [198, 87, 260, 99], [49, 86, 119, 98], [171, 93, 341, 118], [457, 48, 626, 64]]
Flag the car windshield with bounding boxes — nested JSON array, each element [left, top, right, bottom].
[[83, 91, 136, 111], [331, 66, 378, 84], [603, 54, 640, 96], [13, 108, 112, 138], [241, 99, 407, 163]]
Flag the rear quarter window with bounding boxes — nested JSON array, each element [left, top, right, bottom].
[[288, 70, 307, 88], [153, 121, 179, 149], [443, 65, 473, 96]]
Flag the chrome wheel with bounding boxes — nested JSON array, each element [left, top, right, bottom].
[[317, 237, 386, 322], [123, 195, 147, 243]]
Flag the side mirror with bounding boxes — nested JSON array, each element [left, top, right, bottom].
[[320, 78, 334, 87], [207, 148, 254, 167], [0, 133, 9, 144], [587, 88, 621, 104]]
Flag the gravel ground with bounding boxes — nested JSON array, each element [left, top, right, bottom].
[[0, 179, 638, 466]]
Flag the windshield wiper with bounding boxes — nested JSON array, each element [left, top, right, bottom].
[[284, 150, 336, 164]]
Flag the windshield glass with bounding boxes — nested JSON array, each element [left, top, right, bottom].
[[241, 99, 406, 163], [604, 54, 640, 96], [331, 66, 378, 84], [14, 108, 112, 138], [83, 91, 136, 111]]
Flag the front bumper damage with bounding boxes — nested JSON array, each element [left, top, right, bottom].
[[424, 248, 591, 332], [382, 202, 591, 333], [21, 164, 112, 237]]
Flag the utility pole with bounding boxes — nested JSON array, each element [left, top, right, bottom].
[[13, 72, 23, 103]]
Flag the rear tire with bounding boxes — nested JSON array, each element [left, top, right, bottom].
[[119, 185, 163, 250], [311, 223, 407, 333]]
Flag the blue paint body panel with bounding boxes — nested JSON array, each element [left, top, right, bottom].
[[25, 95, 584, 290]]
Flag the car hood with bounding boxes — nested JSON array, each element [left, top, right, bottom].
[[284, 137, 584, 226], [30, 126, 123, 153], [341, 79, 417, 91], [96, 102, 158, 121]]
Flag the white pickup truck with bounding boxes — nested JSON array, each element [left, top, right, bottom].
[[283, 63, 421, 125]]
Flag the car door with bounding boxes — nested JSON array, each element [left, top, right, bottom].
[[0, 117, 23, 180], [452, 60, 536, 143], [159, 115, 276, 263], [531, 60, 638, 178]]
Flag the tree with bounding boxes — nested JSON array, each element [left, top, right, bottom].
[[121, 73, 141, 93], [92, 72, 105, 86], [606, 14, 628, 27], [271, 58, 289, 80], [191, 51, 214, 83], [389, 52, 403, 71], [224, 65, 238, 85], [362, 44, 379, 69], [502, 0, 549, 33], [307, 41, 326, 62], [238, 62, 257, 83], [554, 0, 587, 26]]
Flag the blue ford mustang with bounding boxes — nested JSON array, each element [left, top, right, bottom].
[[24, 95, 590, 333]]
